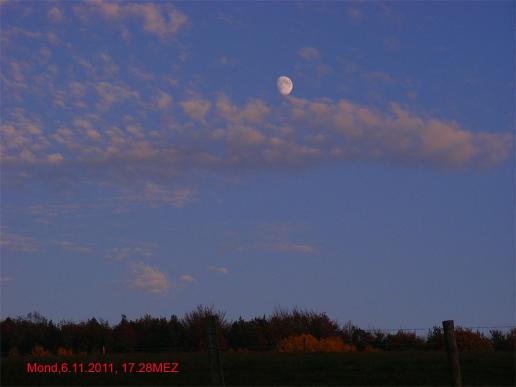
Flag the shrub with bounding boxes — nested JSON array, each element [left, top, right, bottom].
[[318, 337, 356, 352], [278, 334, 357, 352], [455, 328, 494, 351], [278, 333, 319, 352], [56, 347, 73, 357], [490, 329, 516, 351], [31, 345, 51, 357], [386, 331, 425, 350]]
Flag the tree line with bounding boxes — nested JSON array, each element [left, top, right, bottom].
[[1, 307, 514, 355]]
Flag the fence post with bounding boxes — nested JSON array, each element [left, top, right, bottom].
[[442, 320, 462, 387], [206, 316, 225, 386]]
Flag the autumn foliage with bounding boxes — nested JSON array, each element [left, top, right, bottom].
[[278, 334, 356, 352]]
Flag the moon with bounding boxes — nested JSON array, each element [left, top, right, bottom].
[[277, 76, 293, 96]]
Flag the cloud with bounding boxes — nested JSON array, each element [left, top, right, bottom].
[[144, 183, 196, 208], [217, 56, 233, 65], [254, 222, 319, 255], [47, 7, 63, 23], [77, 1, 189, 40], [181, 99, 211, 123], [129, 262, 169, 294], [180, 274, 196, 283], [94, 82, 139, 111], [55, 240, 91, 253], [216, 94, 270, 125], [154, 91, 172, 110], [47, 153, 64, 164], [1, 91, 511, 185], [296, 46, 332, 79], [299, 47, 320, 61], [0, 229, 40, 253], [208, 265, 229, 275]]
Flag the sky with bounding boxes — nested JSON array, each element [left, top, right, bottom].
[[0, 1, 514, 330]]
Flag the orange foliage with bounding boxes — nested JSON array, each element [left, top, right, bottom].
[[278, 333, 319, 352], [318, 337, 357, 352], [455, 328, 494, 351], [278, 334, 357, 352], [57, 347, 73, 357], [31, 345, 51, 357]]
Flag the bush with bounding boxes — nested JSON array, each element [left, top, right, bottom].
[[278, 334, 357, 352], [386, 331, 425, 350], [56, 347, 73, 357], [31, 345, 51, 357], [455, 328, 494, 351], [490, 329, 516, 351], [318, 337, 356, 352], [278, 334, 320, 352]]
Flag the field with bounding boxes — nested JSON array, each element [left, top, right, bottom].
[[1, 351, 514, 386]]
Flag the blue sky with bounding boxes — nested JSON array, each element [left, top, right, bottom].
[[0, 1, 514, 330]]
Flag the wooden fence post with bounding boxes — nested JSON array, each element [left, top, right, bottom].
[[442, 320, 462, 387], [206, 316, 225, 386]]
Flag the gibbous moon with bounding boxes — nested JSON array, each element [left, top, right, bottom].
[[277, 76, 293, 96]]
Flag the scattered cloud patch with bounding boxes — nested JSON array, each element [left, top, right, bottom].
[[76, 1, 189, 40], [208, 265, 229, 275], [55, 240, 91, 253], [144, 183, 197, 208], [181, 99, 212, 123], [47, 7, 63, 23], [129, 262, 170, 294], [299, 47, 320, 61], [180, 274, 196, 283], [0, 229, 40, 253]]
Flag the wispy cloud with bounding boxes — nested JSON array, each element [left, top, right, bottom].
[[0, 229, 40, 253], [269, 242, 318, 255], [299, 47, 320, 61], [208, 265, 229, 275], [143, 183, 197, 208], [180, 274, 197, 283], [55, 240, 91, 253]]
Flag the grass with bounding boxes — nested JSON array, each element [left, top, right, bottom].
[[1, 351, 514, 386]]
